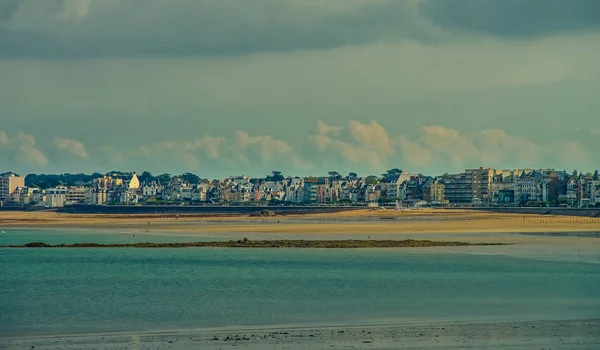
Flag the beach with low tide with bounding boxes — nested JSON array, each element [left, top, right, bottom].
[[1, 208, 599, 349]]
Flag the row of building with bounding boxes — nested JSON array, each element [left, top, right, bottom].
[[1, 168, 599, 208], [444, 168, 600, 207]]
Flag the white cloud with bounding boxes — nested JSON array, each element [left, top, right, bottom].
[[0, 131, 9, 146], [54, 137, 88, 158], [395, 135, 432, 167], [0, 130, 48, 166], [199, 135, 225, 159], [308, 120, 391, 168], [233, 131, 299, 165], [1, 122, 593, 176], [348, 120, 393, 155], [111, 131, 305, 171], [316, 121, 343, 137], [418, 125, 479, 165], [308, 122, 590, 173], [473, 129, 545, 164], [134, 134, 227, 169], [396, 125, 590, 171], [308, 133, 383, 167]]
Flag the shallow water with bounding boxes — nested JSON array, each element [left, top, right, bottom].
[[1, 238, 600, 337], [0, 228, 215, 245]]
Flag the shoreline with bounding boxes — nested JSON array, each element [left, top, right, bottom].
[[3, 318, 599, 349]]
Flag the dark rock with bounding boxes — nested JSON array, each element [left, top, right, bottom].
[[25, 242, 49, 248], [249, 209, 276, 217]]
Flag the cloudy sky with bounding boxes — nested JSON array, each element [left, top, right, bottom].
[[1, 0, 599, 178]]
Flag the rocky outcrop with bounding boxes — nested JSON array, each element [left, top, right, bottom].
[[8, 239, 507, 249], [249, 209, 276, 217]]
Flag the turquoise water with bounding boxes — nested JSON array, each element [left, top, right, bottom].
[[0, 228, 213, 245], [2, 243, 600, 337]]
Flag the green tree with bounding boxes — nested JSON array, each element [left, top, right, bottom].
[[138, 171, 154, 184], [25, 173, 100, 189], [181, 172, 200, 184], [157, 173, 171, 185], [328, 171, 342, 181], [348, 172, 358, 180], [266, 171, 284, 182], [365, 175, 379, 185]]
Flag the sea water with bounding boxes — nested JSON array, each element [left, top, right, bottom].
[[0, 228, 212, 246], [1, 237, 600, 337]]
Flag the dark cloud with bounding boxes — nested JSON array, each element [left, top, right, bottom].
[[419, 0, 600, 38], [1, 0, 599, 59], [0, 0, 435, 58], [0, 0, 20, 23], [0, 0, 19, 16]]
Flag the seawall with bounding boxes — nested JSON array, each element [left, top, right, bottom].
[[54, 205, 362, 215], [460, 207, 600, 217]]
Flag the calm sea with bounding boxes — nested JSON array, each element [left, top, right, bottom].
[[1, 229, 600, 337]]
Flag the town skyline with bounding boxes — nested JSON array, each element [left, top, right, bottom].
[[2, 166, 599, 208]]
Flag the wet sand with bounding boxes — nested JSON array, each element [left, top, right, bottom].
[[3, 319, 599, 349], [2, 209, 600, 235]]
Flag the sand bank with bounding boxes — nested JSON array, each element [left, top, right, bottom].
[[1, 209, 599, 235]]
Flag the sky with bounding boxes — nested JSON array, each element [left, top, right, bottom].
[[1, 0, 599, 178]]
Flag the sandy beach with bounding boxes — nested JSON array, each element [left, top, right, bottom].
[[3, 319, 599, 350], [1, 209, 599, 236]]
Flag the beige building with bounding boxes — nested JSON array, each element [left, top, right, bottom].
[[10, 186, 42, 205], [93, 175, 123, 189], [93, 174, 139, 190], [0, 173, 25, 204], [66, 187, 87, 204], [466, 167, 499, 204], [424, 179, 446, 204]]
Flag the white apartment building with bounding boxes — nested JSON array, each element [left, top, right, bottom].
[[66, 187, 87, 204], [180, 187, 194, 200]]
